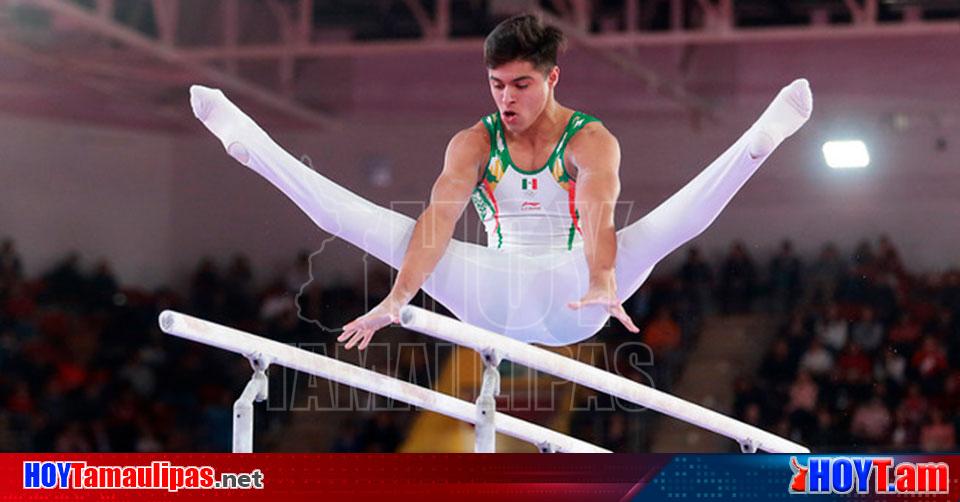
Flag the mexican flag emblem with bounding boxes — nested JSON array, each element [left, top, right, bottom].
[[522, 178, 538, 190]]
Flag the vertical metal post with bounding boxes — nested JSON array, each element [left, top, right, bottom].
[[151, 0, 178, 46], [298, 0, 313, 44], [223, 0, 239, 74], [624, 0, 639, 32], [474, 349, 501, 453], [670, 0, 684, 31], [233, 353, 270, 453], [435, 0, 450, 39]]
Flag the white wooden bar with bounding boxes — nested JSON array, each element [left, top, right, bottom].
[[399, 306, 809, 454], [158, 310, 608, 453]]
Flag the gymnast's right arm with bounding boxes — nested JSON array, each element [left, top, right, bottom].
[[338, 125, 487, 351]]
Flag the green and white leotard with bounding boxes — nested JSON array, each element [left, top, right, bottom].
[[471, 111, 598, 251], [190, 79, 811, 345]]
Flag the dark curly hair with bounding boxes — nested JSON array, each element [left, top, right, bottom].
[[483, 14, 566, 74]]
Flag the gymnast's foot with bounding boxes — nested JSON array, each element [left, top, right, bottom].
[[189, 85, 259, 165], [748, 78, 813, 159]]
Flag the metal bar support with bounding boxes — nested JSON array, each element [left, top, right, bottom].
[[474, 349, 501, 453], [232, 352, 271, 453]]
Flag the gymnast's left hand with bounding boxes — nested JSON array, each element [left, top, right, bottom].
[[567, 280, 640, 334], [339, 297, 404, 351]]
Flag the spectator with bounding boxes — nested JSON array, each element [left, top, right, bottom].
[[602, 413, 628, 452], [759, 339, 796, 390], [42, 253, 84, 305], [890, 408, 917, 451], [733, 375, 765, 418], [809, 406, 842, 448], [135, 424, 163, 453], [867, 273, 899, 325], [189, 258, 222, 319], [887, 313, 922, 351], [876, 346, 907, 390], [920, 409, 956, 453], [0, 238, 23, 291], [768, 240, 803, 313], [798, 338, 834, 378], [876, 235, 904, 277], [940, 269, 960, 313], [677, 247, 713, 313], [850, 397, 892, 446], [807, 243, 845, 302], [331, 421, 362, 453], [642, 307, 682, 391], [817, 304, 849, 353], [643, 307, 681, 353], [787, 370, 818, 437], [361, 412, 401, 453], [896, 384, 928, 428], [718, 241, 757, 315], [837, 343, 873, 383], [851, 240, 875, 268], [850, 306, 884, 354], [911, 337, 948, 394], [224, 254, 254, 322], [742, 402, 763, 427], [835, 267, 872, 307], [86, 259, 118, 310], [54, 423, 92, 452], [781, 310, 813, 360], [941, 371, 960, 414], [284, 250, 312, 294]]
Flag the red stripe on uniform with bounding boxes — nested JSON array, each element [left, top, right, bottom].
[[567, 180, 581, 234], [482, 180, 504, 245]]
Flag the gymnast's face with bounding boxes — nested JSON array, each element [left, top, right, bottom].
[[488, 60, 559, 133]]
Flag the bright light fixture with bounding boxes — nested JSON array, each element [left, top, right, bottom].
[[822, 140, 870, 169]]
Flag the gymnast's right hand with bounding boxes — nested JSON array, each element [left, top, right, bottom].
[[338, 296, 404, 351]]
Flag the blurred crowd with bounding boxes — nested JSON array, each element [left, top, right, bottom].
[[0, 240, 407, 452], [573, 236, 959, 453], [2, 234, 957, 453], [731, 237, 959, 452]]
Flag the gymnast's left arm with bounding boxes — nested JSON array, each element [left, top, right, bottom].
[[566, 126, 639, 333]]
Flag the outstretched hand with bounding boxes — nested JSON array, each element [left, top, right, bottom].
[[339, 297, 404, 351], [567, 283, 639, 334]]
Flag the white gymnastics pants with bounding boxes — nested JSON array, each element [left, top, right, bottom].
[[190, 81, 810, 345]]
